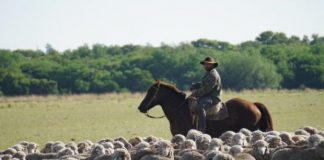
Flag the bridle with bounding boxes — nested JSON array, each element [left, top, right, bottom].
[[144, 82, 186, 119], [144, 82, 165, 119]]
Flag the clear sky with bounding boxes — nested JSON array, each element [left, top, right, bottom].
[[0, 0, 323, 51]]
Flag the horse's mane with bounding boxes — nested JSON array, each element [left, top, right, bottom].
[[157, 81, 187, 99]]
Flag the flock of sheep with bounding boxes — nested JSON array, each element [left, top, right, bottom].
[[1, 126, 324, 160]]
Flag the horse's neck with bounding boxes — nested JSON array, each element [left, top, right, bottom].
[[160, 94, 186, 116], [159, 91, 194, 135], [160, 90, 192, 124]]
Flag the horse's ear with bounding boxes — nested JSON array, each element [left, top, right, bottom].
[[155, 79, 160, 84]]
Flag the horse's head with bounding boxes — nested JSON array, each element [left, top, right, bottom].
[[138, 81, 162, 113]]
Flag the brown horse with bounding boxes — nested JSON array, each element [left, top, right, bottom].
[[138, 81, 273, 137]]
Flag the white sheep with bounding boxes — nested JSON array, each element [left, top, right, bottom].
[[1, 154, 13, 160], [295, 129, 311, 137], [97, 138, 113, 144], [248, 140, 270, 160], [144, 135, 159, 144], [171, 134, 186, 149], [134, 142, 151, 150], [221, 145, 231, 154], [265, 135, 287, 148], [77, 141, 92, 154], [208, 138, 223, 151], [229, 145, 255, 160], [131, 140, 172, 160], [1, 148, 17, 156], [140, 154, 171, 160], [65, 142, 79, 155], [51, 141, 65, 153], [308, 134, 324, 148], [128, 137, 143, 147], [114, 137, 132, 150], [27, 142, 38, 154], [212, 152, 235, 160], [195, 133, 211, 150], [232, 133, 248, 146], [203, 150, 222, 160], [25, 153, 58, 160], [13, 151, 26, 160], [239, 128, 252, 143], [101, 142, 114, 155], [41, 141, 54, 153], [318, 131, 324, 137], [113, 141, 127, 150], [179, 150, 205, 160], [94, 148, 130, 160], [180, 139, 196, 150], [302, 126, 318, 135], [279, 132, 295, 146], [264, 130, 280, 137], [186, 129, 203, 141], [11, 144, 25, 155], [219, 131, 235, 146], [251, 130, 264, 144], [57, 148, 75, 158], [271, 140, 324, 160], [291, 134, 309, 146], [86, 144, 106, 160], [4, 126, 324, 160], [156, 140, 173, 158]]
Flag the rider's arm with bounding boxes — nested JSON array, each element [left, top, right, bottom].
[[189, 82, 202, 91], [192, 73, 218, 97]]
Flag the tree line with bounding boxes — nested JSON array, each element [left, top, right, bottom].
[[0, 31, 323, 96]]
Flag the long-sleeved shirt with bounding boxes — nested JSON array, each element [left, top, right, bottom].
[[192, 68, 222, 100]]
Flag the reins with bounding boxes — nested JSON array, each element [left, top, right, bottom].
[[145, 82, 165, 119], [144, 82, 187, 119]]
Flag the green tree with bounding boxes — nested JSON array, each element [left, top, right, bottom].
[[122, 68, 153, 92], [29, 78, 58, 94], [90, 71, 119, 93], [256, 31, 274, 44], [218, 53, 282, 90]]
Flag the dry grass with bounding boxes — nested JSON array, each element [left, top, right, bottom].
[[0, 90, 323, 150]]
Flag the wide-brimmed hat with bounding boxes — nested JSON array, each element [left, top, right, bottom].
[[200, 56, 218, 67]]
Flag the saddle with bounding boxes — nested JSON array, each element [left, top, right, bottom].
[[187, 97, 229, 121]]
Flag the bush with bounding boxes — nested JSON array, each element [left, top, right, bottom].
[[0, 32, 323, 95], [218, 53, 282, 90], [29, 78, 58, 95]]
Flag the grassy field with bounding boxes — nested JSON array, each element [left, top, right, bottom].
[[0, 90, 324, 150]]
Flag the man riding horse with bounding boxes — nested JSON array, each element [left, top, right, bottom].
[[138, 57, 273, 136], [189, 56, 222, 133]]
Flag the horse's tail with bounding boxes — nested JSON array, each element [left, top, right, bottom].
[[254, 102, 273, 131]]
